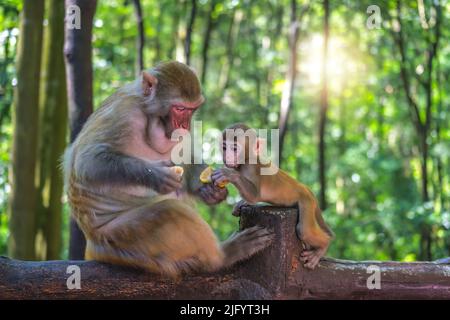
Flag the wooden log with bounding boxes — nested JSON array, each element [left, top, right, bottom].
[[286, 257, 450, 299], [0, 257, 273, 299], [0, 206, 449, 299], [239, 206, 450, 300]]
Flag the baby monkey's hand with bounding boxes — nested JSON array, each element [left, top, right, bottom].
[[212, 168, 239, 187], [232, 199, 251, 217]]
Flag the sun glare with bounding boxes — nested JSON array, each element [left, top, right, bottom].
[[300, 34, 356, 92]]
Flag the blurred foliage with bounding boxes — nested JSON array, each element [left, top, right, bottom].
[[0, 0, 20, 255], [0, 0, 449, 261]]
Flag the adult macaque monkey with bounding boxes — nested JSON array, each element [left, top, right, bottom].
[[212, 123, 334, 269], [64, 62, 274, 277]]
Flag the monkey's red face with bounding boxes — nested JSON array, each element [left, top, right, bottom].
[[170, 104, 197, 131], [222, 141, 243, 169], [164, 97, 203, 137], [141, 69, 204, 138]]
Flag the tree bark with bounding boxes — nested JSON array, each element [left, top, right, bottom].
[[174, 0, 187, 62], [154, 1, 163, 62], [278, 0, 299, 162], [218, 8, 242, 93], [1, 206, 449, 299], [318, 0, 329, 210], [37, 0, 68, 260], [435, 60, 445, 213], [263, 5, 284, 123], [246, 0, 263, 112], [184, 0, 197, 66], [64, 0, 97, 260], [200, 0, 218, 84], [132, 0, 145, 75], [8, 0, 45, 260]]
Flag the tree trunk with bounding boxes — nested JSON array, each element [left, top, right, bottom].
[[218, 8, 243, 93], [318, 0, 329, 210], [376, 96, 385, 144], [175, 0, 187, 62], [8, 0, 45, 260], [185, 0, 197, 66], [435, 60, 445, 213], [420, 133, 429, 203], [132, 0, 145, 75], [246, 2, 262, 111], [200, 0, 217, 84], [263, 5, 284, 123], [154, 1, 163, 62], [36, 0, 68, 260], [278, 0, 299, 162], [64, 0, 97, 260], [167, 5, 178, 59], [419, 130, 432, 260]]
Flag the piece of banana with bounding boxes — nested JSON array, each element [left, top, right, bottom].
[[199, 166, 228, 188], [171, 166, 184, 178]]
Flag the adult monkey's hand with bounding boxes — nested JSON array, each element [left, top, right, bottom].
[[146, 160, 183, 194], [199, 183, 228, 205]]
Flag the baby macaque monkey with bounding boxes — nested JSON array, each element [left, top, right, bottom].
[[212, 123, 334, 269]]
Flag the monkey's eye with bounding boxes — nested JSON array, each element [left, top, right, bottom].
[[174, 106, 186, 111]]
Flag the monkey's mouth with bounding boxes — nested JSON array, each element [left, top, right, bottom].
[[172, 117, 190, 131], [169, 108, 192, 132], [161, 115, 191, 139]]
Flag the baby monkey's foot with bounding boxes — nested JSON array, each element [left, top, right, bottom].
[[300, 247, 327, 269], [232, 200, 251, 217]]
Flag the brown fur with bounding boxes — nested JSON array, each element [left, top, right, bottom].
[[215, 123, 334, 269], [64, 62, 273, 277]]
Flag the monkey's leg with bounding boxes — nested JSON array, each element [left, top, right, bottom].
[[220, 226, 274, 268], [315, 206, 335, 238], [296, 201, 331, 269], [87, 199, 226, 277]]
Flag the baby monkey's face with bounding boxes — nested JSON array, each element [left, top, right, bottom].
[[222, 140, 243, 169]]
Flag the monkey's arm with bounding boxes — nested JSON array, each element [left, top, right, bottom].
[[75, 144, 182, 194], [231, 176, 260, 204]]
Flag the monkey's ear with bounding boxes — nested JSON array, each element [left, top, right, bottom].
[[142, 71, 158, 97], [253, 138, 266, 156]]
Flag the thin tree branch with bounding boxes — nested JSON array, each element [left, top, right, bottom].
[[185, 0, 197, 65], [132, 0, 145, 75]]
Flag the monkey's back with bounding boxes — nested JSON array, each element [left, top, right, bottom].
[[260, 169, 317, 207]]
